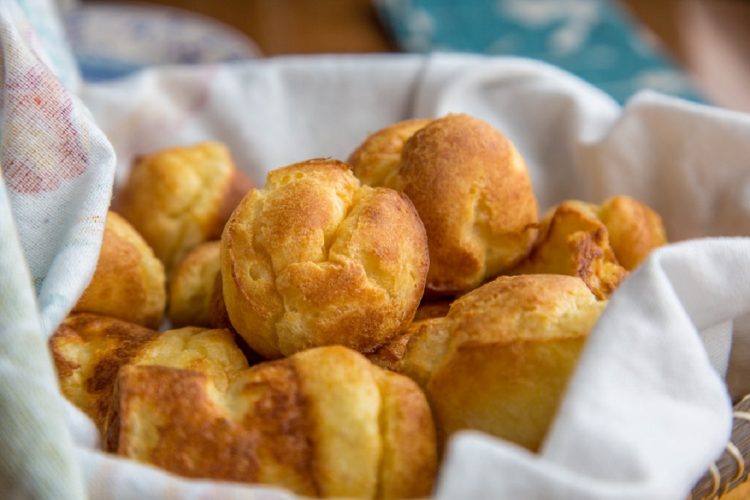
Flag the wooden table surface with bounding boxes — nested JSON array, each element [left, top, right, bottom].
[[120, 0, 750, 111], [112, 0, 750, 111], [123, 0, 677, 56], [129, 0, 395, 54]]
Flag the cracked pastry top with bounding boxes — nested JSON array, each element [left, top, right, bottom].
[[510, 196, 666, 299], [220, 159, 429, 359], [51, 318, 437, 499], [50, 315, 248, 434], [110, 346, 437, 499], [116, 141, 252, 272], [349, 114, 538, 294]]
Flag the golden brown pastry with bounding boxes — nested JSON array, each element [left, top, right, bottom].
[[221, 159, 429, 359], [349, 114, 538, 294], [49, 314, 247, 433], [129, 326, 248, 391], [73, 211, 166, 328], [510, 200, 629, 299], [169, 241, 221, 327], [369, 274, 606, 451], [598, 195, 667, 270], [108, 346, 437, 499], [365, 320, 427, 375], [348, 118, 433, 186], [50, 314, 159, 430], [116, 141, 252, 272]]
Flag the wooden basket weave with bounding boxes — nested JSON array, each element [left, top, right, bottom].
[[692, 395, 750, 499]]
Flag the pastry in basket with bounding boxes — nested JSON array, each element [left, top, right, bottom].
[[169, 241, 221, 327], [349, 113, 538, 294], [221, 158, 429, 359], [510, 197, 666, 298], [510, 200, 627, 299], [348, 118, 433, 186], [369, 274, 606, 451], [72, 211, 166, 328], [116, 141, 252, 272], [597, 195, 667, 270], [107, 346, 437, 499], [50, 314, 247, 433]]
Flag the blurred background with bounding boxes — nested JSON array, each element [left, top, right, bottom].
[[61, 0, 750, 111]]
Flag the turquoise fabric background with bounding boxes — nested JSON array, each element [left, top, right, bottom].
[[376, 0, 703, 104]]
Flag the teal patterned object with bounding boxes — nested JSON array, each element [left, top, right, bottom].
[[376, 0, 703, 103]]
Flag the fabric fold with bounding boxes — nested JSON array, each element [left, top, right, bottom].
[[1, 3, 749, 496]]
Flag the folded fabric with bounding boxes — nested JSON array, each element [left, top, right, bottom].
[[2, 1, 750, 497]]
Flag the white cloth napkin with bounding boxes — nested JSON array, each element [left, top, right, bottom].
[[2, 2, 750, 498]]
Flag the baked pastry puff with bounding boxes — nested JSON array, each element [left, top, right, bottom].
[[169, 241, 220, 327], [598, 195, 667, 270], [349, 114, 538, 294], [369, 274, 606, 451], [49, 314, 247, 433], [107, 346, 437, 499], [348, 118, 433, 186], [117, 141, 252, 272], [511, 196, 665, 298], [73, 211, 166, 328], [221, 159, 429, 359]]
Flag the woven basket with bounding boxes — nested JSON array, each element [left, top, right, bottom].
[[692, 394, 750, 498]]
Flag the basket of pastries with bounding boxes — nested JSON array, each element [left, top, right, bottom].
[[2, 4, 750, 490], [49, 106, 750, 498]]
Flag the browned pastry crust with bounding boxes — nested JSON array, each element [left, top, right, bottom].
[[169, 241, 221, 327], [73, 211, 165, 329], [366, 320, 433, 377], [50, 314, 159, 431], [107, 346, 437, 499], [369, 274, 606, 451], [510, 197, 666, 298], [50, 314, 247, 434], [510, 200, 629, 299], [598, 195, 667, 270], [116, 141, 252, 272], [348, 118, 433, 186], [221, 159, 429, 359], [349, 114, 539, 294]]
